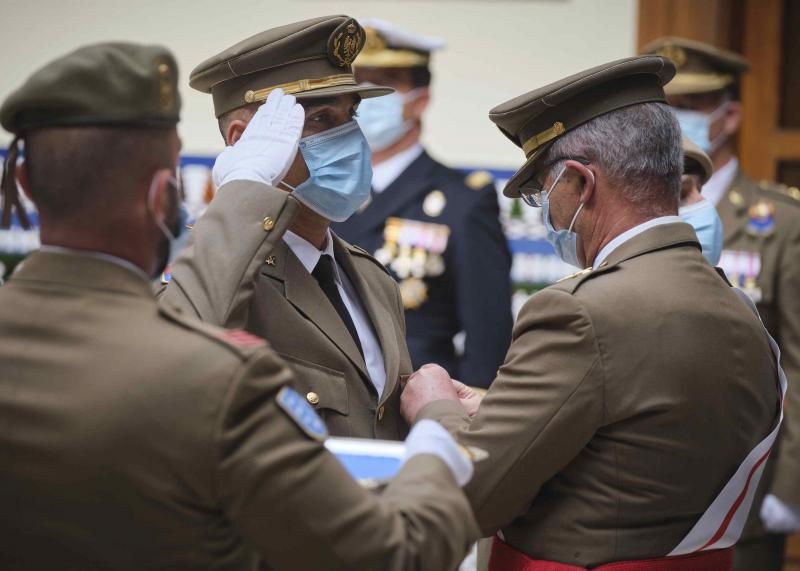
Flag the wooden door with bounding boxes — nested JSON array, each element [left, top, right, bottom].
[[639, 0, 800, 191]]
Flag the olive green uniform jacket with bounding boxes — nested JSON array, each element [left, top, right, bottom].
[[419, 223, 779, 568], [159, 181, 413, 439], [0, 251, 478, 570], [716, 171, 800, 542]]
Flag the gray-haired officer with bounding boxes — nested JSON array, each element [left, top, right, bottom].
[[333, 20, 513, 389], [401, 55, 784, 570], [0, 41, 479, 570]]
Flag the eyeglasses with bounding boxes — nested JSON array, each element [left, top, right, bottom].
[[519, 156, 591, 207]]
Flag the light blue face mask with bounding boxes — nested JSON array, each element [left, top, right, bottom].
[[542, 166, 585, 268], [356, 90, 420, 152], [288, 120, 373, 222], [673, 103, 728, 154], [679, 198, 723, 265]]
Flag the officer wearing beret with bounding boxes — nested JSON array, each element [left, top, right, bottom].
[[332, 20, 513, 389], [400, 55, 785, 570], [642, 37, 800, 571], [0, 41, 480, 570], [159, 16, 416, 440]]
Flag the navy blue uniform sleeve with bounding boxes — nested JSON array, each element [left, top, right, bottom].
[[452, 184, 513, 387]]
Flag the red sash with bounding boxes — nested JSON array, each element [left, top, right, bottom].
[[489, 537, 732, 571]]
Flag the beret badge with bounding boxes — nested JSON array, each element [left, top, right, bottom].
[[656, 44, 687, 68]]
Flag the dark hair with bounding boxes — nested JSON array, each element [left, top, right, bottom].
[[409, 65, 432, 88], [25, 126, 174, 223]]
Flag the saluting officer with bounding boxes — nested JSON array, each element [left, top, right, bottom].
[[0, 41, 479, 570], [160, 16, 415, 439], [400, 55, 785, 570], [332, 20, 513, 389], [642, 37, 800, 571]]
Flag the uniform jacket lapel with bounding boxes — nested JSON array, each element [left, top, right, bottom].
[[260, 240, 369, 380], [347, 151, 439, 241], [333, 236, 400, 402]]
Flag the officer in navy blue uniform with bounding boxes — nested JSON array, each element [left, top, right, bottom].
[[333, 20, 512, 388]]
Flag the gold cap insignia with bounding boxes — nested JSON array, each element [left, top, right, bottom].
[[362, 27, 387, 54], [329, 18, 365, 67], [656, 44, 687, 68]]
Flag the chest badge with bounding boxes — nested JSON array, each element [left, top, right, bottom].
[[398, 277, 429, 310], [423, 190, 446, 218], [746, 200, 775, 237]]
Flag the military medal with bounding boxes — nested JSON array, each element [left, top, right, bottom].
[[422, 190, 446, 217], [746, 200, 775, 237], [398, 277, 428, 310], [719, 249, 762, 302]]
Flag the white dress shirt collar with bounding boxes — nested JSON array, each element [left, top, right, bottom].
[[592, 216, 683, 269], [371, 143, 424, 193], [702, 157, 738, 207], [283, 229, 340, 281]]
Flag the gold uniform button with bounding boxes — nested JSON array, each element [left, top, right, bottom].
[[262, 216, 275, 231], [306, 392, 320, 406], [377, 405, 385, 420]]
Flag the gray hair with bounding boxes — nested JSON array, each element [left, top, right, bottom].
[[541, 102, 682, 214]]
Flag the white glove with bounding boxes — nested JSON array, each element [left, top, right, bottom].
[[403, 419, 474, 487], [212, 88, 304, 189], [760, 493, 800, 533]]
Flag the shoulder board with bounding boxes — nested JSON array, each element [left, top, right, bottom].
[[550, 263, 619, 294], [757, 180, 800, 206], [465, 170, 495, 191], [158, 303, 268, 358], [346, 243, 393, 277]]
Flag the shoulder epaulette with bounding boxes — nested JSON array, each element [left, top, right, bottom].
[[346, 244, 393, 277], [551, 262, 619, 294], [757, 180, 800, 205], [465, 170, 494, 191], [158, 303, 268, 358]]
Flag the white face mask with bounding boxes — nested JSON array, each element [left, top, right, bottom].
[[356, 89, 423, 152]]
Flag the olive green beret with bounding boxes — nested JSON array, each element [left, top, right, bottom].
[[489, 55, 675, 198], [682, 135, 714, 185], [640, 37, 749, 96], [0, 41, 180, 134], [190, 15, 392, 117]]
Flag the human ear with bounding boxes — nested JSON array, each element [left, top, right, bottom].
[[226, 119, 248, 146]]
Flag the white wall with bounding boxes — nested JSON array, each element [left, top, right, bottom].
[[0, 0, 637, 169]]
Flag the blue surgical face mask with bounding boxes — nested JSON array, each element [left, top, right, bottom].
[[288, 120, 373, 222], [356, 90, 421, 152], [542, 166, 585, 268], [673, 103, 728, 154], [679, 198, 723, 265]]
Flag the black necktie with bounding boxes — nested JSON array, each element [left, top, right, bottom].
[[312, 254, 364, 358]]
